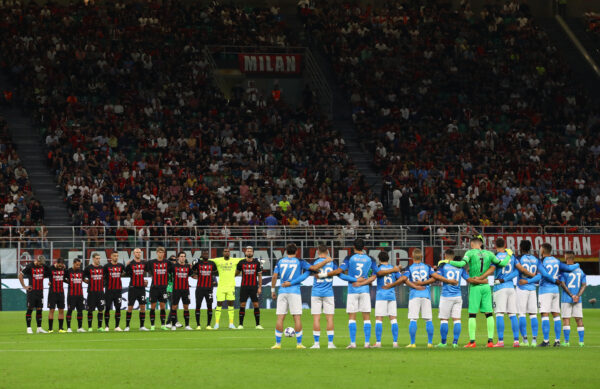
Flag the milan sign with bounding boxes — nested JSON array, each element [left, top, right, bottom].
[[238, 54, 302, 74], [485, 234, 598, 258]]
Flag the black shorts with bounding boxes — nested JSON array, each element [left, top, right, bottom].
[[240, 286, 259, 303], [127, 287, 146, 307], [171, 290, 190, 306], [195, 288, 213, 308], [67, 295, 85, 311], [87, 291, 105, 311], [48, 292, 65, 309], [105, 290, 123, 310], [150, 286, 168, 303], [27, 290, 43, 309]]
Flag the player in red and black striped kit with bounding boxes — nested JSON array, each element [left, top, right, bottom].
[[146, 247, 173, 330], [19, 255, 48, 334], [65, 258, 85, 332], [236, 247, 263, 329], [191, 249, 217, 329], [46, 258, 66, 332], [103, 252, 125, 331], [83, 253, 106, 331], [125, 248, 148, 331], [169, 252, 192, 330]]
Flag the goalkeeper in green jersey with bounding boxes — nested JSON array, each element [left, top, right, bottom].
[[212, 248, 245, 329], [447, 235, 509, 348]]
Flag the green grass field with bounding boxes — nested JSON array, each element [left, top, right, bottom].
[[1, 309, 598, 388]]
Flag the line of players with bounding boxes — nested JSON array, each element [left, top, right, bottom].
[[19, 237, 587, 349], [270, 238, 587, 349], [19, 246, 265, 333]]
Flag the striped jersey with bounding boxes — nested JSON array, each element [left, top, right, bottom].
[[83, 265, 105, 292], [104, 263, 125, 291], [66, 268, 84, 296], [192, 260, 217, 288], [21, 264, 47, 291], [145, 259, 172, 287], [125, 261, 147, 288], [172, 264, 191, 291], [47, 266, 65, 294], [237, 258, 263, 287]]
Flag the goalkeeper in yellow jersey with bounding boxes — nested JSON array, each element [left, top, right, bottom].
[[211, 248, 244, 329]]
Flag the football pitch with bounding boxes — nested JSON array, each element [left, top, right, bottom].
[[1, 309, 598, 388]]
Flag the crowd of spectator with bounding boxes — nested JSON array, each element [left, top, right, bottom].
[[0, 114, 46, 247], [307, 0, 600, 228], [0, 0, 389, 246]]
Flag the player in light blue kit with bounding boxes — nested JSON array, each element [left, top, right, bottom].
[[402, 248, 434, 348], [433, 249, 469, 348], [492, 238, 526, 348], [537, 243, 580, 347], [558, 251, 586, 347], [372, 251, 403, 348], [328, 238, 378, 349], [311, 244, 358, 349], [515, 240, 541, 346], [270, 243, 331, 349]]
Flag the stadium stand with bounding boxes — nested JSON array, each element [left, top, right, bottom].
[[0, 1, 388, 246], [307, 0, 600, 227], [0, 113, 46, 246]]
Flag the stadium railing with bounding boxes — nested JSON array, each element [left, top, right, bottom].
[[1, 224, 599, 276]]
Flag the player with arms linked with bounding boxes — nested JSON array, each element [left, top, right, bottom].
[[432, 250, 468, 348], [558, 251, 586, 347], [313, 244, 360, 348], [327, 238, 377, 349], [536, 243, 579, 347], [515, 240, 541, 346], [271, 243, 331, 349], [448, 235, 509, 348]]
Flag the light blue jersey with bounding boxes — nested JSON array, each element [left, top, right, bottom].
[[404, 262, 433, 300], [340, 253, 378, 294], [517, 254, 540, 291], [375, 264, 402, 301], [539, 256, 580, 295], [493, 251, 518, 292], [559, 269, 587, 304], [273, 256, 311, 294], [311, 257, 337, 297], [436, 264, 465, 298]]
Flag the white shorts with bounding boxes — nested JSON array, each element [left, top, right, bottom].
[[375, 300, 397, 317], [276, 293, 302, 315], [439, 296, 462, 319], [516, 288, 537, 315], [561, 302, 583, 318], [408, 297, 432, 320], [311, 296, 335, 315], [494, 288, 517, 314], [538, 293, 560, 314], [346, 293, 371, 313]]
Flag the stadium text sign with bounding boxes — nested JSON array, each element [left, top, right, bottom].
[[238, 54, 302, 74], [485, 234, 598, 258]]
